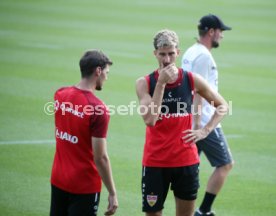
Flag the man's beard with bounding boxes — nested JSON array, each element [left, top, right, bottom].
[[96, 85, 102, 91], [96, 80, 102, 91], [212, 40, 220, 48]]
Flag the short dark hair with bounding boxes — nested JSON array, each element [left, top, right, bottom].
[[79, 50, 113, 78], [198, 29, 209, 37]]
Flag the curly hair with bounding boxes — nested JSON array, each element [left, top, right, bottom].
[[153, 29, 179, 50]]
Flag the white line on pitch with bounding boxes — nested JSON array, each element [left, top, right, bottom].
[[0, 140, 55, 145]]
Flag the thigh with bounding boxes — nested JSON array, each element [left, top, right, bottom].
[[68, 192, 100, 216], [50, 184, 69, 216], [197, 128, 233, 167], [142, 166, 170, 213], [171, 164, 199, 200]]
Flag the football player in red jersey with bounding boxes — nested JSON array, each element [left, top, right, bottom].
[[50, 50, 118, 216], [136, 29, 228, 216]]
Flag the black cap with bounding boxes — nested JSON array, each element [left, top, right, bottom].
[[198, 14, 232, 31]]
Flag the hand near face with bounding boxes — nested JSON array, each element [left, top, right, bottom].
[[158, 63, 178, 84]]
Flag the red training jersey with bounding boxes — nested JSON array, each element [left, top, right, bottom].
[[142, 69, 199, 167], [51, 86, 110, 194]]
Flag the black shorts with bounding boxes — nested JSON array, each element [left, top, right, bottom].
[[196, 128, 233, 167], [141, 164, 199, 212], [50, 184, 100, 216]]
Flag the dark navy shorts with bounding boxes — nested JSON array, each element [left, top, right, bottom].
[[50, 184, 100, 216], [141, 164, 199, 212], [196, 128, 233, 167]]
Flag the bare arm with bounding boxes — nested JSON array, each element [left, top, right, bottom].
[[193, 93, 203, 130], [183, 74, 228, 143], [135, 77, 165, 126], [136, 64, 178, 126], [92, 137, 118, 215]]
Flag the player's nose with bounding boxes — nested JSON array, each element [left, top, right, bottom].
[[163, 55, 170, 64]]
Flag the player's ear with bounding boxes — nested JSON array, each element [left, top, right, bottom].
[[209, 28, 215, 36], [95, 67, 102, 76]]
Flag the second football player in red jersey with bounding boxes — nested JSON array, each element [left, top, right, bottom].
[[136, 29, 228, 216]]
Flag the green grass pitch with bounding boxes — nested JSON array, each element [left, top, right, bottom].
[[1, 0, 276, 215]]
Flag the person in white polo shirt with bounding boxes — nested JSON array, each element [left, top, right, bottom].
[[181, 14, 234, 216]]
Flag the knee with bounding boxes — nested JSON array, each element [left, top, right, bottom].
[[226, 161, 234, 171], [218, 162, 233, 174]]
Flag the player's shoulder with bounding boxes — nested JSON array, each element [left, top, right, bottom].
[[54, 86, 72, 98], [184, 43, 210, 57], [136, 75, 151, 98], [136, 76, 146, 82], [55, 86, 69, 93], [136, 76, 148, 87]]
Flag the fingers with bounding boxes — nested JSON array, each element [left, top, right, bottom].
[[166, 64, 177, 74], [165, 65, 178, 82], [158, 64, 178, 84], [182, 129, 197, 143], [182, 128, 209, 143], [161, 62, 175, 69], [183, 134, 196, 143], [161, 64, 177, 75], [104, 195, 118, 216], [104, 204, 118, 215]]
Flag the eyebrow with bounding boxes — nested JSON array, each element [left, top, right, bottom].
[[159, 51, 176, 55]]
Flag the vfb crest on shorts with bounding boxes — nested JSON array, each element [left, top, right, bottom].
[[146, 194, 158, 207]]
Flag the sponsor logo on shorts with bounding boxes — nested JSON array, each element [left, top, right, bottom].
[[147, 194, 158, 207]]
